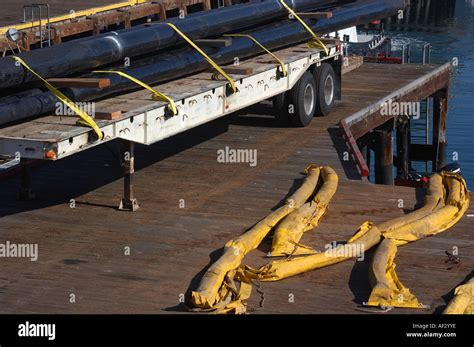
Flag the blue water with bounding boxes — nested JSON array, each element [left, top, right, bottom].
[[387, 0, 474, 187]]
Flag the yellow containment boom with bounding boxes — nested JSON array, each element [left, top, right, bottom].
[[377, 174, 444, 233], [245, 221, 381, 282], [191, 165, 334, 311], [381, 172, 469, 246], [443, 277, 474, 314], [190, 168, 470, 314], [367, 238, 423, 309], [270, 166, 338, 257], [249, 172, 468, 282]]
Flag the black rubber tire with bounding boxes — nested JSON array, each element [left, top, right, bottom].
[[313, 63, 336, 117], [288, 71, 317, 127], [272, 92, 290, 125]]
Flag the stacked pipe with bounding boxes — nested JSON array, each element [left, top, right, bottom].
[[0, 0, 337, 90], [0, 0, 408, 126]]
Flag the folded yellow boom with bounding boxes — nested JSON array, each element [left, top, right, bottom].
[[190, 166, 470, 314]]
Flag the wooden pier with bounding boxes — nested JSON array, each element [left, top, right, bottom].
[[0, 0, 214, 53], [381, 0, 456, 33], [0, 62, 472, 314]]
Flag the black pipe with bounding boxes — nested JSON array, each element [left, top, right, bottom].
[[0, 0, 337, 90], [0, 0, 407, 126]]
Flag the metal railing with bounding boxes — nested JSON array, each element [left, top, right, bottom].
[[23, 3, 52, 48]]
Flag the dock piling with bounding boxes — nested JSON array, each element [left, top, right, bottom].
[[432, 89, 448, 171], [374, 128, 394, 185], [396, 117, 411, 180]]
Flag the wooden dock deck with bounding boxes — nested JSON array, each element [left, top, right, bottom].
[[0, 63, 472, 314], [0, 0, 214, 51], [0, 0, 123, 27]]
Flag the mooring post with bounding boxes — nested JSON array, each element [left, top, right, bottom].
[[396, 117, 411, 180], [374, 129, 394, 185], [119, 140, 140, 212], [432, 89, 448, 171], [18, 158, 35, 201]]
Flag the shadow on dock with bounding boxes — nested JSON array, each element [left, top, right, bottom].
[[0, 116, 230, 218]]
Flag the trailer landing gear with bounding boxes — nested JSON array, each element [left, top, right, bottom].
[[18, 159, 35, 201], [118, 140, 140, 212]]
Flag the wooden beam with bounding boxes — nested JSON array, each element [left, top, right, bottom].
[[340, 119, 370, 178], [127, 3, 162, 21], [222, 66, 253, 75], [396, 117, 411, 180], [342, 56, 364, 75], [432, 88, 448, 171], [373, 129, 394, 185], [295, 11, 333, 19], [320, 38, 340, 45], [195, 38, 232, 47], [202, 0, 211, 11], [94, 110, 122, 120], [347, 66, 451, 140], [47, 78, 111, 89], [208, 66, 253, 75]]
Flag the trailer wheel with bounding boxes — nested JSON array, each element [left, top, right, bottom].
[[313, 63, 335, 117], [288, 71, 317, 127], [272, 92, 289, 125]]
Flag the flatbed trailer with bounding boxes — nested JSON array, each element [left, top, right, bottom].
[[0, 39, 342, 209]]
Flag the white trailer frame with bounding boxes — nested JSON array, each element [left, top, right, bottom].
[[0, 39, 342, 209]]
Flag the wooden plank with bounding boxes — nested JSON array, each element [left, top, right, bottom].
[[342, 56, 364, 75], [345, 64, 452, 140], [221, 66, 253, 75], [94, 110, 122, 120], [340, 119, 370, 177], [296, 11, 333, 19], [47, 78, 111, 89], [127, 3, 162, 20]]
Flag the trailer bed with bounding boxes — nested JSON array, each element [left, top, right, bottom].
[[0, 42, 340, 160]]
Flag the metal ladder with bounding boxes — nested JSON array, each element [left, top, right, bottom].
[[22, 3, 52, 48]]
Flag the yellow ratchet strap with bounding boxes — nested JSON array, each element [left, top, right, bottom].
[[165, 22, 237, 94], [224, 34, 287, 77], [279, 0, 329, 56], [94, 70, 177, 115], [11, 56, 103, 140]]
